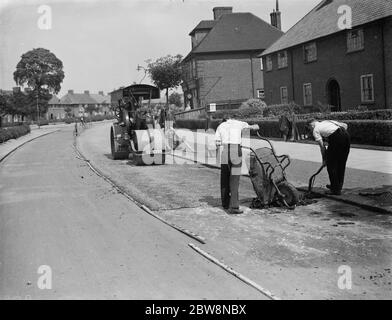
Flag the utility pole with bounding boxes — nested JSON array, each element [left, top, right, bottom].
[[36, 88, 40, 129], [137, 64, 147, 84]]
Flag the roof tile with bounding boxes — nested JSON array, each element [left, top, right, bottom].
[[262, 0, 392, 55], [190, 12, 283, 54]]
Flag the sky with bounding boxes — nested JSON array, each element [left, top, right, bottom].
[[0, 0, 321, 97]]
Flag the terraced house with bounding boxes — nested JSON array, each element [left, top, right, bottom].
[[261, 0, 392, 111], [46, 90, 112, 120], [181, 6, 283, 109]]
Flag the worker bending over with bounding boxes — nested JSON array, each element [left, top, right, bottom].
[[307, 119, 350, 195]]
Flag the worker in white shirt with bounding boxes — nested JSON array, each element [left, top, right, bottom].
[[307, 119, 350, 195], [215, 116, 259, 214]]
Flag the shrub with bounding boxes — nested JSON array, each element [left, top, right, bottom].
[[38, 119, 49, 126], [88, 114, 116, 122], [0, 122, 25, 128], [240, 98, 266, 111], [262, 103, 301, 118], [212, 107, 263, 119], [212, 102, 302, 120], [213, 108, 392, 121], [0, 124, 31, 143], [64, 118, 75, 124]]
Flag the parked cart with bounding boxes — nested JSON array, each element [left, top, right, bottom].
[[244, 133, 300, 208]]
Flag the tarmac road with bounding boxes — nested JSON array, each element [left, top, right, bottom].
[[0, 127, 263, 299], [77, 122, 392, 300]]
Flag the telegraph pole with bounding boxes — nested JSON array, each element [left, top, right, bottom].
[[36, 88, 40, 129]]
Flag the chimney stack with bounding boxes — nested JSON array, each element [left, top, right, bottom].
[[270, 0, 282, 30], [84, 90, 90, 95], [213, 7, 233, 20], [68, 89, 74, 94]]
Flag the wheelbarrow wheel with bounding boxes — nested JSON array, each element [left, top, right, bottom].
[[276, 181, 299, 207]]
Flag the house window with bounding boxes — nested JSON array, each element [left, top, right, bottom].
[[347, 29, 364, 52], [278, 51, 288, 69], [280, 87, 288, 104], [303, 83, 313, 106], [260, 58, 264, 70], [266, 55, 273, 71], [257, 89, 265, 99], [304, 42, 317, 63], [361, 74, 374, 103]]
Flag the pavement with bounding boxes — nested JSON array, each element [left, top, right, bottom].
[[0, 126, 262, 299], [0, 126, 63, 162], [172, 129, 392, 214], [75, 122, 392, 299]]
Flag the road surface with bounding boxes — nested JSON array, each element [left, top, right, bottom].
[[0, 127, 263, 299], [77, 122, 392, 300]]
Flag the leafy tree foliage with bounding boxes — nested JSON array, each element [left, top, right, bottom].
[[13, 48, 64, 117], [85, 104, 97, 116], [146, 54, 183, 106], [64, 106, 73, 118], [168, 92, 183, 108]]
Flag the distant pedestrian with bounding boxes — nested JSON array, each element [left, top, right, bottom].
[[288, 112, 300, 141], [215, 116, 259, 214], [80, 116, 85, 128], [307, 119, 350, 195], [278, 114, 290, 141]]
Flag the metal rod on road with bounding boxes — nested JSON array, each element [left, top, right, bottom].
[[188, 243, 280, 300]]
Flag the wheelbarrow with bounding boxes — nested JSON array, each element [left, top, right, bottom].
[[243, 133, 300, 209]]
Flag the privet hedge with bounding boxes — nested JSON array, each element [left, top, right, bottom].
[[211, 108, 392, 121], [0, 124, 31, 143], [175, 119, 392, 147]]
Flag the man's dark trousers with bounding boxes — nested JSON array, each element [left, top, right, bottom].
[[326, 128, 350, 193], [220, 144, 242, 209]]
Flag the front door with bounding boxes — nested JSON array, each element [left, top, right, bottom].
[[327, 79, 341, 112]]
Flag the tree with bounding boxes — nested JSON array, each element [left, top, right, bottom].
[[0, 90, 30, 123], [13, 48, 64, 119], [64, 106, 73, 118], [0, 92, 10, 126], [168, 92, 183, 108], [146, 54, 183, 106], [85, 104, 97, 117], [0, 92, 8, 117]]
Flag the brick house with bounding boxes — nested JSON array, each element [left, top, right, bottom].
[[46, 90, 112, 120], [181, 6, 283, 109], [261, 0, 392, 111]]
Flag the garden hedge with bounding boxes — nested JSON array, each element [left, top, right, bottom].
[[211, 108, 392, 121], [0, 124, 31, 143], [175, 119, 392, 147]]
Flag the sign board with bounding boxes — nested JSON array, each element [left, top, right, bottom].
[[209, 103, 216, 113]]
